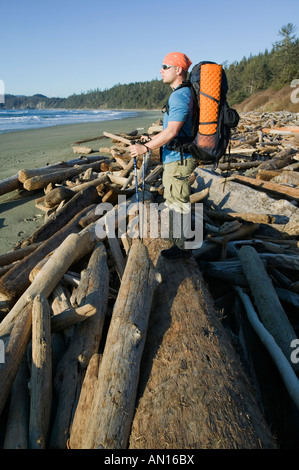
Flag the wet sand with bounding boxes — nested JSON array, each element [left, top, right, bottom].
[[0, 110, 161, 255]]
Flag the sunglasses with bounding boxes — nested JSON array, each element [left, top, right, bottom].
[[161, 64, 176, 70]]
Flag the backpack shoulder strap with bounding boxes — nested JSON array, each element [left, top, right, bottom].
[[163, 80, 192, 115]]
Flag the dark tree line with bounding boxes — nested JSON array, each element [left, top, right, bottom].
[[225, 23, 299, 104], [2, 24, 298, 110]]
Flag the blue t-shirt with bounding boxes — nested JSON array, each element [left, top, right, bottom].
[[162, 85, 193, 164]]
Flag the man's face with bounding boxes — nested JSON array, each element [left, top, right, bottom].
[[160, 64, 179, 85]]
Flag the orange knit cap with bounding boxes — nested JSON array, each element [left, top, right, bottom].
[[162, 52, 192, 71]]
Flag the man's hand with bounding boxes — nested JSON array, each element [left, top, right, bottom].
[[130, 142, 148, 158]]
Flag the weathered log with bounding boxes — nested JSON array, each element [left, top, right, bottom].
[[275, 287, 299, 309], [18, 164, 69, 183], [72, 146, 93, 154], [204, 209, 275, 225], [256, 169, 282, 181], [209, 223, 260, 245], [50, 304, 97, 332], [0, 206, 92, 307], [3, 357, 30, 449], [0, 242, 41, 268], [0, 173, 22, 196], [238, 245, 299, 373], [231, 174, 299, 200], [0, 230, 96, 338], [217, 160, 262, 171], [23, 160, 105, 191], [235, 286, 299, 411], [49, 242, 109, 449], [22, 186, 99, 247], [0, 303, 32, 417], [272, 170, 299, 186], [69, 173, 109, 193], [73, 136, 106, 145], [42, 186, 75, 207], [105, 217, 126, 280], [29, 294, 52, 449], [81, 239, 160, 449], [128, 233, 276, 449], [68, 353, 101, 449], [103, 131, 131, 146]]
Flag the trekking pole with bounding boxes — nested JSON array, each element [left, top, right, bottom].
[[141, 151, 146, 238], [132, 140, 140, 238]]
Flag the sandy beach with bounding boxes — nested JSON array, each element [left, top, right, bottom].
[[0, 110, 161, 255]]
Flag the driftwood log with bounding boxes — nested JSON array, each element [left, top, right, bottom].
[[29, 294, 52, 449], [22, 160, 106, 191], [0, 205, 94, 308], [2, 357, 30, 449], [128, 234, 276, 449], [77, 239, 160, 449], [0, 303, 32, 417], [21, 185, 99, 246], [49, 242, 109, 449], [238, 245, 299, 373], [0, 230, 96, 339], [0, 173, 22, 196]]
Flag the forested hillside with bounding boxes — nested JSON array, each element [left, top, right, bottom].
[[2, 24, 298, 111]]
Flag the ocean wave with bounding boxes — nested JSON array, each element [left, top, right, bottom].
[[0, 109, 138, 134]]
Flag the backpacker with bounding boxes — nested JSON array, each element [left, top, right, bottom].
[[164, 61, 240, 165]]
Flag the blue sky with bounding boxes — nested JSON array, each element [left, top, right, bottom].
[[1, 0, 298, 98]]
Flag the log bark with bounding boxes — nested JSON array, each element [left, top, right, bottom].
[[0, 173, 22, 196], [3, 357, 30, 449], [49, 242, 109, 449], [238, 245, 299, 373], [81, 239, 160, 449], [128, 234, 276, 449], [0, 230, 96, 338], [0, 242, 41, 268], [0, 303, 32, 417], [29, 294, 52, 449], [68, 353, 101, 449]]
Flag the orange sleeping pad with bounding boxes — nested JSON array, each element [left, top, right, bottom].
[[196, 63, 222, 152]]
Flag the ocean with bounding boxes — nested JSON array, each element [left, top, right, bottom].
[[0, 108, 139, 134]]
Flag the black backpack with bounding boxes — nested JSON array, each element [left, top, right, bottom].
[[164, 61, 240, 165]]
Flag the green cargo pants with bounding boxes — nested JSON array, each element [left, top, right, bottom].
[[162, 156, 198, 248]]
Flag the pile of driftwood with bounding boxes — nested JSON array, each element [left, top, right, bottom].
[[0, 111, 298, 449]]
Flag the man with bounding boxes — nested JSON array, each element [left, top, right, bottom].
[[130, 52, 198, 259]]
